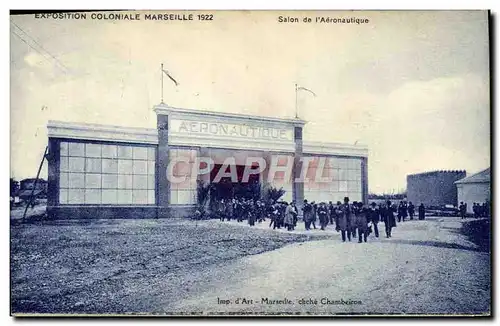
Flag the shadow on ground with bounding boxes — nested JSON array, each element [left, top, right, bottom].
[[384, 239, 485, 253]]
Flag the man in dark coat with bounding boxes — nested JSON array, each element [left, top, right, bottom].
[[339, 197, 352, 242], [459, 202, 466, 219], [328, 201, 335, 225], [318, 202, 329, 230], [311, 202, 318, 229], [382, 200, 396, 238], [302, 200, 313, 230], [368, 202, 380, 238], [247, 200, 256, 226], [356, 202, 370, 243], [334, 201, 342, 231], [408, 202, 415, 220], [418, 203, 425, 220], [402, 201, 408, 221], [397, 201, 403, 223], [350, 201, 358, 239]]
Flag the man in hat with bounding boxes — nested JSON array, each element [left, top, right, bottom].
[[340, 197, 353, 241], [368, 202, 380, 238], [302, 199, 313, 230], [355, 202, 369, 243], [382, 200, 397, 238], [318, 202, 329, 230]]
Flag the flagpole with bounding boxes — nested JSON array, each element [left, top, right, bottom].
[[295, 83, 298, 118], [161, 63, 164, 103]]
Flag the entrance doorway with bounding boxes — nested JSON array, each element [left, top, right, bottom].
[[209, 164, 261, 201]]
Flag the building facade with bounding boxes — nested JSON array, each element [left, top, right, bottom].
[[455, 168, 491, 213], [47, 104, 369, 219], [407, 170, 466, 208]]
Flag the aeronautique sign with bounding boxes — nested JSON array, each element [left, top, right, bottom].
[[170, 119, 293, 141]]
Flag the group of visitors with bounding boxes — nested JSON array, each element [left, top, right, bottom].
[[471, 202, 490, 219], [214, 198, 270, 226], [213, 197, 430, 243], [300, 198, 399, 242]]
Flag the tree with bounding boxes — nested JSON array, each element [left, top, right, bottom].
[[262, 183, 286, 203], [194, 180, 211, 220]]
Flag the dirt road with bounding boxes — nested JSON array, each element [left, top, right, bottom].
[[169, 217, 490, 315], [11, 216, 490, 316]]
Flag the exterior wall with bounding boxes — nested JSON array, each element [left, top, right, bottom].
[[457, 182, 491, 213], [48, 206, 158, 219], [47, 121, 159, 220], [407, 170, 466, 207]]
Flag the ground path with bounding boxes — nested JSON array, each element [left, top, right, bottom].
[[170, 217, 490, 315]]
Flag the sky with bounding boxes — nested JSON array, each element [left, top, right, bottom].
[[9, 10, 490, 193]]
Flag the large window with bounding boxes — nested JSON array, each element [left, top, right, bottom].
[[59, 141, 156, 205], [304, 156, 362, 203], [169, 148, 197, 205]]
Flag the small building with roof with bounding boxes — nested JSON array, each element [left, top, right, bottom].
[[455, 168, 491, 214]]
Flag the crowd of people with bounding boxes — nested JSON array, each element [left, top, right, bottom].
[[471, 202, 490, 219], [213, 196, 431, 243]]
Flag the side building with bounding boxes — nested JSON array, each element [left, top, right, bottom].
[[455, 168, 491, 214], [407, 170, 466, 208]]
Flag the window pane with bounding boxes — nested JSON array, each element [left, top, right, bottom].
[[118, 160, 133, 174], [147, 161, 155, 175], [60, 172, 69, 188], [85, 189, 101, 204], [102, 145, 117, 158], [133, 160, 147, 174], [133, 175, 148, 189], [68, 173, 85, 188], [102, 189, 118, 204], [338, 169, 347, 181], [68, 189, 85, 204], [147, 175, 155, 190], [118, 174, 133, 189], [117, 146, 133, 159], [339, 181, 348, 192], [60, 156, 69, 172], [102, 159, 118, 174], [147, 147, 156, 161], [147, 190, 155, 204], [178, 190, 194, 204], [133, 147, 148, 160], [68, 143, 85, 156], [133, 190, 148, 204], [68, 157, 85, 172], [60, 142, 69, 156], [347, 169, 357, 181], [86, 158, 101, 173], [170, 190, 178, 205], [86, 144, 101, 158], [347, 181, 357, 192], [117, 190, 133, 204], [59, 189, 68, 204], [102, 174, 118, 188], [331, 169, 339, 181], [352, 159, 362, 170], [85, 174, 101, 188]]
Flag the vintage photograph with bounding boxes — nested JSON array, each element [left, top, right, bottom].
[[10, 10, 491, 316]]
